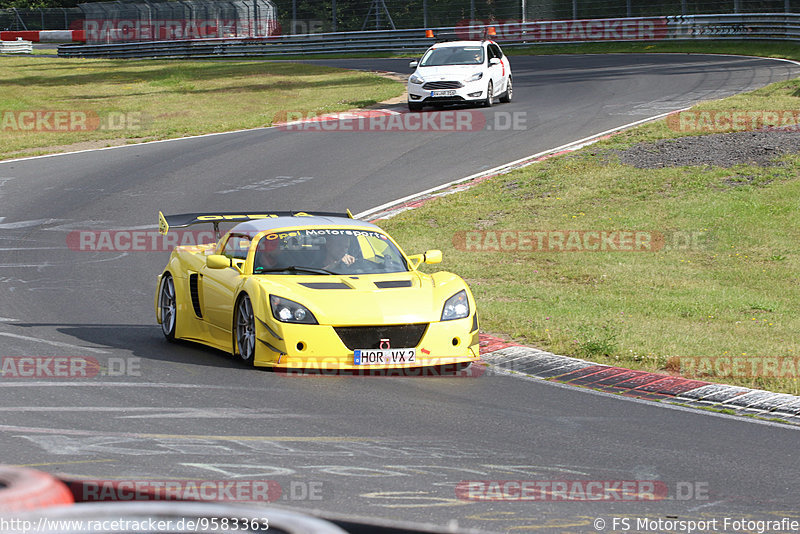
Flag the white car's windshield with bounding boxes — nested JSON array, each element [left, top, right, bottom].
[[253, 228, 409, 275], [420, 46, 484, 66]]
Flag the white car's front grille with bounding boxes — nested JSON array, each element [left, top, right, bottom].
[[422, 81, 463, 90]]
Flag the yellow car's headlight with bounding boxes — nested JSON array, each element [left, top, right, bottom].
[[441, 290, 469, 321], [270, 295, 318, 324]]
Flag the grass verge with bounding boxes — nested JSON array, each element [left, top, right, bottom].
[[0, 56, 403, 160], [379, 77, 800, 395]]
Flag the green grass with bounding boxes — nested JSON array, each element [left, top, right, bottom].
[[379, 79, 800, 395], [0, 56, 404, 159]]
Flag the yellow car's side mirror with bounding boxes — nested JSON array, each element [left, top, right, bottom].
[[423, 250, 442, 264], [207, 254, 231, 269], [408, 249, 443, 269]]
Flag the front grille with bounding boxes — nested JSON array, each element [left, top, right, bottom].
[[334, 324, 428, 351], [422, 81, 463, 90]]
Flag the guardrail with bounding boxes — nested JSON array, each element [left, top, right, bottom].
[[57, 13, 800, 59], [0, 38, 33, 54]]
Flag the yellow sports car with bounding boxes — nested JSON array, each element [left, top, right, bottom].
[[155, 211, 480, 371]]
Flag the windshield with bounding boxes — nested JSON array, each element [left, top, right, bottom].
[[420, 46, 484, 66], [253, 228, 408, 275]]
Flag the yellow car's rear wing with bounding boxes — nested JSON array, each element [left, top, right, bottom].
[[158, 210, 354, 238]]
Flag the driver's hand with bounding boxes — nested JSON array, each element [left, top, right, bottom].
[[341, 254, 355, 266]]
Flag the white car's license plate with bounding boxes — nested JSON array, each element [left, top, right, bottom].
[[430, 90, 456, 97], [354, 348, 416, 365]]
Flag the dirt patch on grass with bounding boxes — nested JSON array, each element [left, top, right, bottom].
[[615, 130, 800, 168]]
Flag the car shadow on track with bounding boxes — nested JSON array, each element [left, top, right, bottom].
[[9, 322, 248, 370], [8, 323, 483, 378]]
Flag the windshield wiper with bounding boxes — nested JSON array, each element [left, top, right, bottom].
[[255, 265, 335, 275]]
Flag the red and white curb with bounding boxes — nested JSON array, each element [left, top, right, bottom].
[[1, 30, 86, 43], [479, 333, 800, 424]]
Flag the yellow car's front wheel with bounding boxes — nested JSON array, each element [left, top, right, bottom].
[[235, 294, 256, 364], [159, 274, 177, 341]]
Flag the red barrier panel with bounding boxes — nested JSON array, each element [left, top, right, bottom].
[[1, 30, 86, 42], [0, 31, 41, 42]]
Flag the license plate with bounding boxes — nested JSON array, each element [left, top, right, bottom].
[[430, 90, 456, 97], [354, 348, 416, 365]]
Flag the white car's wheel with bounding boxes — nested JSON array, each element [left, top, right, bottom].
[[483, 81, 494, 107], [159, 274, 177, 341], [236, 295, 256, 364], [500, 76, 512, 103], [408, 102, 423, 112]]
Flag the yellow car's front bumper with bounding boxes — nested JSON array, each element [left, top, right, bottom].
[[253, 314, 480, 370]]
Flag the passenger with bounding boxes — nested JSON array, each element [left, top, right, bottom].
[[255, 237, 283, 270]]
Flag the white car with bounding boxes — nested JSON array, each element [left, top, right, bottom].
[[407, 39, 512, 112]]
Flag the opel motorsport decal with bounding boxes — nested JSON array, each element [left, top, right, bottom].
[[262, 228, 389, 241]]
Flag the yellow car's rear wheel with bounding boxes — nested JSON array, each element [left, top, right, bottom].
[[235, 294, 256, 364], [159, 274, 177, 341]]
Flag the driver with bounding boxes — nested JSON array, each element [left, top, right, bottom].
[[322, 236, 357, 271]]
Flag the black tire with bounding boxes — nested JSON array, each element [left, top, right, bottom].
[[499, 76, 512, 103], [235, 294, 256, 364], [158, 274, 177, 341], [408, 101, 423, 112], [483, 81, 494, 107]]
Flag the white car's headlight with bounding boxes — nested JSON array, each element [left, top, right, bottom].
[[270, 295, 318, 324], [441, 290, 469, 321], [409, 74, 424, 85], [466, 72, 483, 82]]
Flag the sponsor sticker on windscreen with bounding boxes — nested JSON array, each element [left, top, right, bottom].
[[354, 349, 416, 365]]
